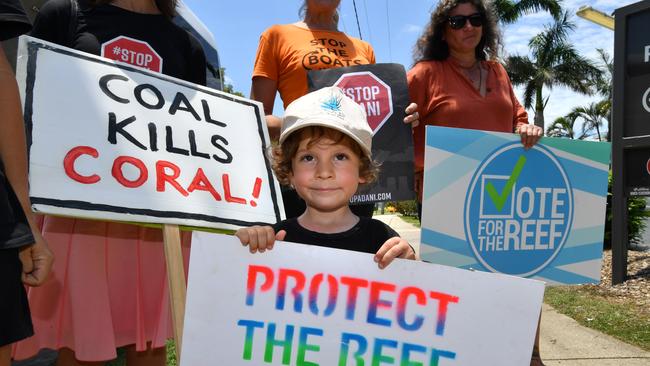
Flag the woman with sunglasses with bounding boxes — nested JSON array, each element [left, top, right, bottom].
[[408, 0, 542, 209], [407, 0, 543, 365]]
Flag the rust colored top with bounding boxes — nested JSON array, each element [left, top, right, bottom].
[[407, 58, 529, 173]]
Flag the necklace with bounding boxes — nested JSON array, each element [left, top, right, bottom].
[[460, 62, 481, 89]]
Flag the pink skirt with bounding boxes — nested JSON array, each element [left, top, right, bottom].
[[12, 216, 191, 362]]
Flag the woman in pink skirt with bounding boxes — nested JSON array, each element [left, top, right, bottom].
[[12, 0, 204, 364]]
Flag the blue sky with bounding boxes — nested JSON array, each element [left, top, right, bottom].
[[183, 0, 636, 133]]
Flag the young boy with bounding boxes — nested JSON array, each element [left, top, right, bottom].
[[236, 86, 415, 268]]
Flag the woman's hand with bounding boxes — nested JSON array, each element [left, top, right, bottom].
[[235, 226, 286, 253], [19, 232, 54, 287], [517, 124, 543, 149], [374, 237, 416, 269], [403, 103, 420, 127]]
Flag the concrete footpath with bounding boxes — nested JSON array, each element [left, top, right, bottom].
[[374, 214, 650, 366]]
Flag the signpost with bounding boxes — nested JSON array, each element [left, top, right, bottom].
[[15, 36, 284, 361], [181, 233, 545, 366], [612, 0, 650, 284]]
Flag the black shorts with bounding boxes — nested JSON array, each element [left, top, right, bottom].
[[0, 247, 33, 347]]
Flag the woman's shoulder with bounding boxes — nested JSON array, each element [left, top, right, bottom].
[[260, 23, 296, 37], [409, 59, 446, 79], [36, 0, 74, 17], [484, 59, 507, 73]]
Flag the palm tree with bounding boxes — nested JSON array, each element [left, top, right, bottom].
[[546, 115, 576, 139], [505, 11, 601, 129], [590, 49, 613, 141], [492, 0, 562, 23], [574, 100, 609, 141]]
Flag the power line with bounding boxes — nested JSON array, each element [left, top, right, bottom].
[[385, 0, 392, 61], [362, 0, 373, 45], [352, 0, 363, 40]]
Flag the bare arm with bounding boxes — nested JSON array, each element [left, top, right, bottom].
[[250, 76, 282, 141], [0, 47, 53, 286]]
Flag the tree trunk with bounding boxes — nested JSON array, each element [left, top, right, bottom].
[[534, 87, 545, 129]]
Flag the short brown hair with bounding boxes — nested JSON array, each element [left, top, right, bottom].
[[272, 126, 379, 186]]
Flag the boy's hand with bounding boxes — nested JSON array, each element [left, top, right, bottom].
[[374, 237, 416, 269], [235, 226, 286, 253], [19, 232, 54, 287]]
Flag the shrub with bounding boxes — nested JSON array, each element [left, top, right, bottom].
[[604, 171, 650, 248]]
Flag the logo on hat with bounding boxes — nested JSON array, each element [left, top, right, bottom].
[[321, 95, 342, 112], [319, 92, 346, 120]]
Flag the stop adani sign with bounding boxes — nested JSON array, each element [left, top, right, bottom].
[[334, 71, 393, 133]]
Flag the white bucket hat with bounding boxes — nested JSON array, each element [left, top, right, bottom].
[[280, 86, 372, 157]]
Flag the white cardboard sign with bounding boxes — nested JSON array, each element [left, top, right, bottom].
[[181, 232, 545, 366], [16, 36, 283, 229]]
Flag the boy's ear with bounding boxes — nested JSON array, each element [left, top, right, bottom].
[[288, 172, 296, 188], [358, 176, 367, 184]]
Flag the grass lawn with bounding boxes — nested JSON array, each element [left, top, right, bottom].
[[398, 214, 421, 228], [544, 285, 650, 352]]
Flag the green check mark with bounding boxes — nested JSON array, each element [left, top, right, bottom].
[[485, 155, 527, 212]]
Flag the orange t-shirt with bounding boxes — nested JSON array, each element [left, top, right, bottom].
[[253, 24, 376, 108], [407, 59, 529, 173]]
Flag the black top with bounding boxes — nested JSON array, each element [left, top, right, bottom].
[[273, 217, 400, 255], [0, 0, 31, 41], [0, 0, 34, 249], [31, 0, 206, 85]]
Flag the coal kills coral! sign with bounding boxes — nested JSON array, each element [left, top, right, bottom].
[[16, 36, 284, 229]]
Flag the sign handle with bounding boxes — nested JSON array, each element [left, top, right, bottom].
[[163, 224, 186, 363]]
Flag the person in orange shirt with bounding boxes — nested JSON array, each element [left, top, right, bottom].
[[251, 0, 419, 219], [407, 1, 543, 365]]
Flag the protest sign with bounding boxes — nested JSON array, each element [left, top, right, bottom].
[[181, 232, 545, 366], [308, 63, 415, 204], [420, 126, 611, 284], [16, 36, 284, 230]]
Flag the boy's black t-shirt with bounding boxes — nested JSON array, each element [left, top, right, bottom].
[[31, 0, 206, 85], [273, 217, 400, 254], [0, 0, 35, 250]]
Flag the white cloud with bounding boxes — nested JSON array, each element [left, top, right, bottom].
[[402, 24, 423, 34]]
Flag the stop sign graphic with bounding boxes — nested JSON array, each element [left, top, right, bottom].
[[101, 36, 163, 73], [334, 71, 393, 134]]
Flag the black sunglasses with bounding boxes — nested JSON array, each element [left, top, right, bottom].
[[448, 13, 484, 29]]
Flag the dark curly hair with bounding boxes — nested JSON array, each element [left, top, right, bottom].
[[272, 126, 379, 186], [413, 0, 501, 63], [84, 0, 177, 19]]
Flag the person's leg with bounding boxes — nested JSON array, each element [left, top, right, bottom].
[[0, 345, 11, 366], [0, 249, 34, 366], [56, 348, 105, 366], [125, 343, 165, 366], [530, 315, 544, 366]]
